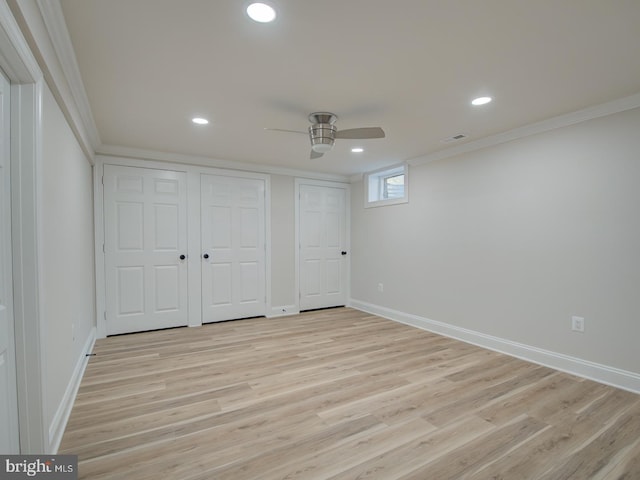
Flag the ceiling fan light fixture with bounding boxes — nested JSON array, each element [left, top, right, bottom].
[[246, 3, 276, 23], [311, 142, 333, 153]]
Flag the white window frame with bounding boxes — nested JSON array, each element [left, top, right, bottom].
[[364, 163, 409, 208]]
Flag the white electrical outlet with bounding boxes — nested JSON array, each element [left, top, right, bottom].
[[377, 283, 384, 293], [571, 316, 585, 333]]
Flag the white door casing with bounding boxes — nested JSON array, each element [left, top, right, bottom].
[[0, 68, 19, 453], [298, 182, 348, 311], [201, 174, 266, 322], [104, 165, 189, 335]]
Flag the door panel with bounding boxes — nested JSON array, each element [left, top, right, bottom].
[[154, 204, 179, 250], [211, 263, 232, 305], [326, 259, 341, 294], [116, 202, 144, 249], [240, 262, 259, 302], [116, 266, 144, 315], [299, 184, 347, 310], [201, 174, 265, 322], [154, 265, 180, 311], [240, 208, 259, 246], [104, 165, 188, 335]]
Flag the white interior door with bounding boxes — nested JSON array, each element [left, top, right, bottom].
[[0, 69, 19, 453], [104, 165, 188, 335], [201, 174, 265, 322], [299, 183, 347, 310]]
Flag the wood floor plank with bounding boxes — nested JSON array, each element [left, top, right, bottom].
[[58, 307, 640, 479], [186, 415, 385, 480], [327, 414, 497, 480], [467, 389, 639, 479], [423, 364, 554, 427], [398, 415, 549, 480], [261, 417, 437, 480], [599, 437, 640, 480], [77, 409, 331, 479], [538, 400, 640, 479]]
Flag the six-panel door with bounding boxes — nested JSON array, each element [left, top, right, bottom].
[[104, 165, 189, 335], [299, 184, 347, 310], [201, 174, 266, 322]]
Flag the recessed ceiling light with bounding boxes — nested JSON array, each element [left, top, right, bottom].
[[192, 117, 209, 125], [247, 3, 276, 23], [351, 147, 364, 153], [471, 96, 492, 106]]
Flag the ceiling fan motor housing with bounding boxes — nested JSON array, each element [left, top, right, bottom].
[[309, 124, 336, 153]]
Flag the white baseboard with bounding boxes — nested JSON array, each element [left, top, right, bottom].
[[350, 299, 640, 394], [267, 305, 300, 318], [49, 326, 96, 453]]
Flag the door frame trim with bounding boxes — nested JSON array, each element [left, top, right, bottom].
[[294, 178, 351, 312], [0, 50, 19, 454], [0, 1, 47, 453]]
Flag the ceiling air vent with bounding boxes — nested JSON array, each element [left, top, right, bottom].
[[441, 133, 468, 143]]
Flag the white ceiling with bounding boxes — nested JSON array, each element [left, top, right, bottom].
[[59, 0, 640, 176]]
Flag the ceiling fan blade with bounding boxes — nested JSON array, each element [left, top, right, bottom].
[[264, 128, 307, 135], [335, 127, 385, 139], [310, 150, 324, 159]]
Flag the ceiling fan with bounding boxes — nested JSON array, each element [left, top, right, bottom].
[[267, 112, 385, 159]]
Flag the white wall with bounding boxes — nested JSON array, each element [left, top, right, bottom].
[[41, 84, 96, 447], [351, 107, 640, 377], [270, 174, 296, 309]]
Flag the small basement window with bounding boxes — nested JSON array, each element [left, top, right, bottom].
[[365, 163, 408, 207]]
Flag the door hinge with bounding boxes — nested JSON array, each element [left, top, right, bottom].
[[103, 243, 105, 253], [103, 311, 107, 320], [101, 175, 104, 185]]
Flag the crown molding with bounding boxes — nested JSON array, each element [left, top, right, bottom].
[[407, 92, 640, 168], [96, 144, 351, 183], [36, 0, 100, 145], [0, 1, 41, 82], [10, 0, 99, 163]]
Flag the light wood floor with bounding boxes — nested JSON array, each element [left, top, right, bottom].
[[59, 308, 640, 479]]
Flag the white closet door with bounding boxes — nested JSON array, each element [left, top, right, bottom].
[[104, 165, 188, 335], [299, 184, 347, 310], [201, 174, 265, 322], [0, 68, 19, 453]]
